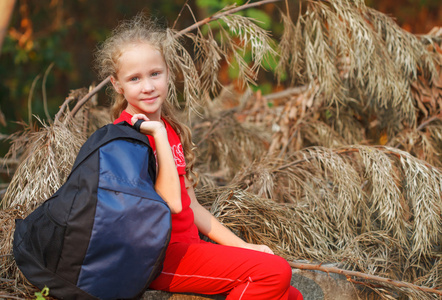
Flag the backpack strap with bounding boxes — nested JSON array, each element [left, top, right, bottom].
[[133, 119, 144, 132], [70, 122, 156, 182]]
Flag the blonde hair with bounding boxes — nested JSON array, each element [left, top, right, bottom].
[[95, 14, 197, 182]]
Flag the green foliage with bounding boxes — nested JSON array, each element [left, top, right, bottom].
[[246, 8, 272, 30], [196, 0, 272, 29], [34, 286, 49, 300], [194, 1, 278, 91], [196, 0, 246, 14], [0, 13, 73, 137], [0, 1, 185, 135]]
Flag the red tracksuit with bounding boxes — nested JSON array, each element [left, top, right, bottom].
[[115, 111, 303, 300]]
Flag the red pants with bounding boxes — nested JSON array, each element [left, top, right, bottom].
[[149, 242, 303, 300]]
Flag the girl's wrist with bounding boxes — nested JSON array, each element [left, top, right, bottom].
[[226, 238, 249, 249], [151, 126, 167, 139]]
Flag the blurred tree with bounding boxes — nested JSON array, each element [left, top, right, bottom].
[[367, 0, 442, 33], [0, 0, 16, 55]]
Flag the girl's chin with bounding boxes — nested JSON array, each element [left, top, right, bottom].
[[138, 106, 162, 118]]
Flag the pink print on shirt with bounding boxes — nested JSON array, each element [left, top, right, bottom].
[[172, 144, 186, 168]]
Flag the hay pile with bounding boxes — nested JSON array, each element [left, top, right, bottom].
[[191, 86, 441, 299]]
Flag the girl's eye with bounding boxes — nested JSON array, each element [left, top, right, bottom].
[[151, 72, 160, 77], [130, 77, 139, 82]]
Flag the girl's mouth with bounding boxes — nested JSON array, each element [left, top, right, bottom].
[[141, 96, 158, 103]]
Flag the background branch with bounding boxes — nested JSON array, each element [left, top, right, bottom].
[[289, 261, 442, 297]]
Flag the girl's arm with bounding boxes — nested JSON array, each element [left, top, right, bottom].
[[133, 115, 182, 214], [186, 177, 273, 254]]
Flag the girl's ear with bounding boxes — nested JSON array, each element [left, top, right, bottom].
[[110, 76, 123, 94]]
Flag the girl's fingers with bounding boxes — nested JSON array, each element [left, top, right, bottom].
[[131, 114, 149, 125], [244, 243, 274, 255]]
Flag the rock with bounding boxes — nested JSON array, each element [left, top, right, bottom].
[[142, 290, 225, 299], [291, 267, 366, 300], [142, 266, 369, 299]]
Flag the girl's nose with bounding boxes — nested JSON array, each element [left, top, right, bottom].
[[141, 79, 154, 93]]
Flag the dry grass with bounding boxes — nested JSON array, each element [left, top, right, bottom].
[[1, 117, 86, 212], [192, 110, 270, 181], [195, 145, 441, 299], [0, 208, 38, 298], [277, 0, 440, 139]]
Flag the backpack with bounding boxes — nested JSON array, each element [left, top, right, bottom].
[[13, 122, 171, 300]]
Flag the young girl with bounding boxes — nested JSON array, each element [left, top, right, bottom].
[[95, 15, 303, 300]]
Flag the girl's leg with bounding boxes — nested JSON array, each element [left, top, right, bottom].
[[149, 242, 303, 300]]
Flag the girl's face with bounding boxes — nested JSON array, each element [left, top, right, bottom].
[[111, 42, 169, 121]]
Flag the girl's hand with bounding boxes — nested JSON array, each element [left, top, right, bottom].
[[131, 114, 165, 137], [243, 243, 274, 255], [131, 113, 149, 124]]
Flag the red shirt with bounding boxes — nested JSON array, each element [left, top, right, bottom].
[[114, 111, 201, 244]]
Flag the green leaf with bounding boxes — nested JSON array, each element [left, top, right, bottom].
[[14, 49, 29, 64], [221, 0, 245, 7], [246, 8, 272, 30], [325, 109, 333, 120], [251, 82, 273, 95], [261, 52, 278, 70], [34, 286, 49, 300], [196, 0, 221, 9], [228, 59, 240, 80]]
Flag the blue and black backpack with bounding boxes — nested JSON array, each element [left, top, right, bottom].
[[13, 122, 171, 300]]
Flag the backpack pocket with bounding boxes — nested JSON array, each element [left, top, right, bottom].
[[76, 187, 170, 299], [14, 196, 67, 273]]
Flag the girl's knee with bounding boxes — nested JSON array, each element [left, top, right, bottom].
[[278, 261, 304, 300], [254, 255, 295, 299], [262, 255, 293, 285], [277, 256, 293, 284]]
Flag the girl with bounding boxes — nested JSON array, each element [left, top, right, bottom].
[[95, 15, 303, 300]]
